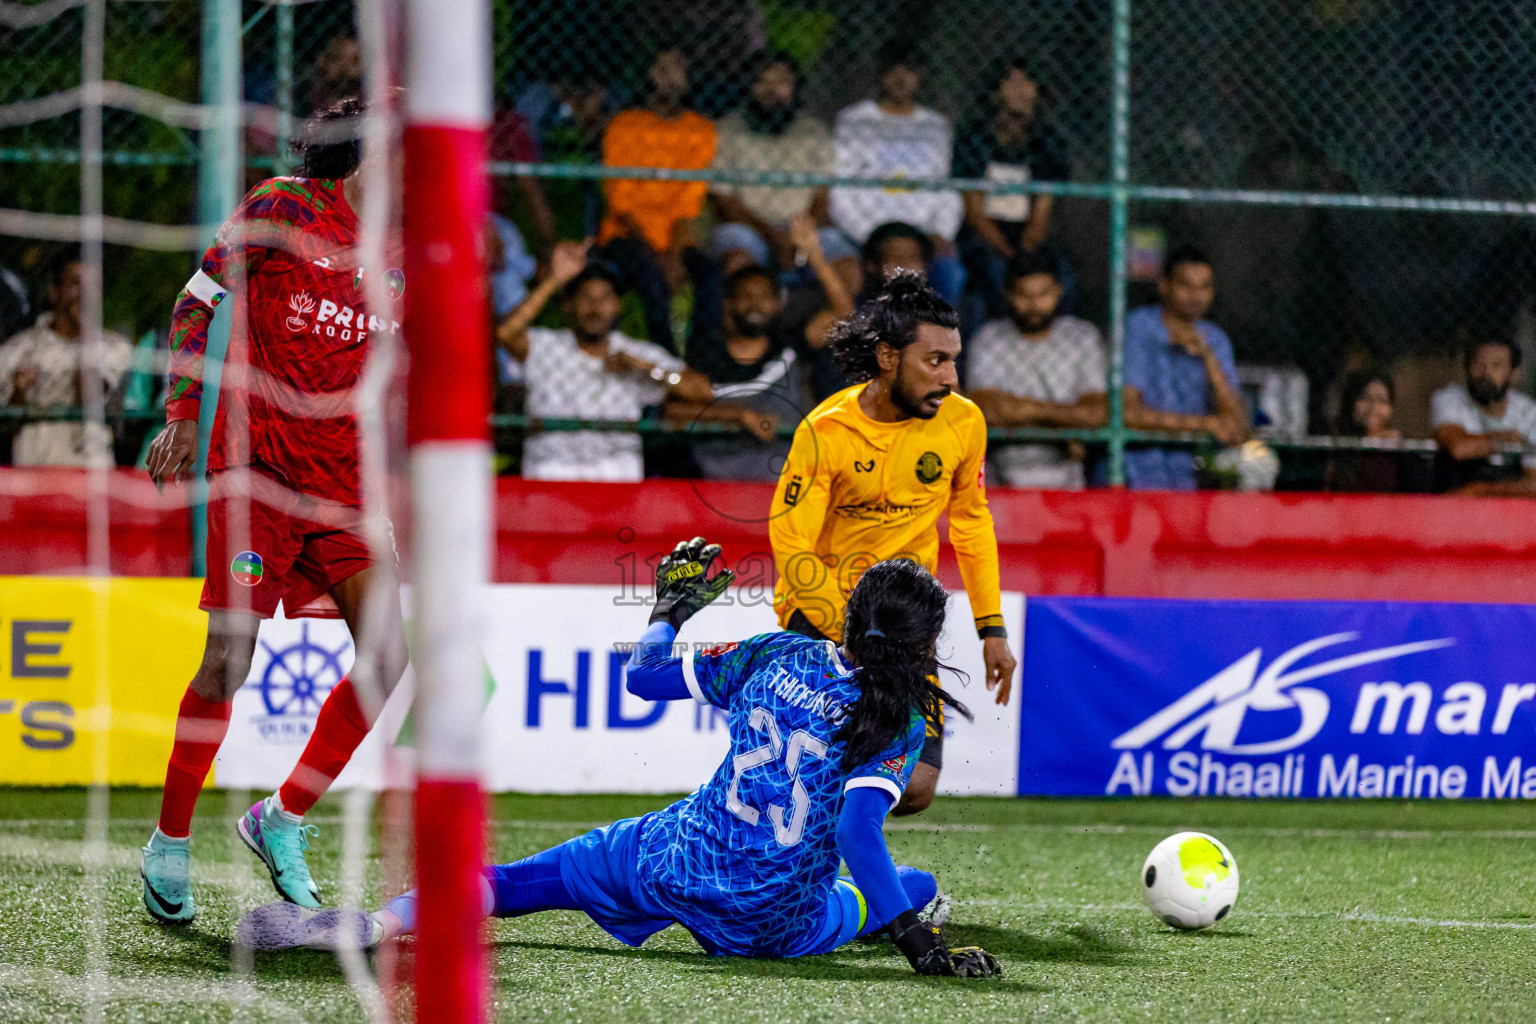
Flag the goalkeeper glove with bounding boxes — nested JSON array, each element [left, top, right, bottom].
[[888, 909, 1000, 978], [650, 536, 735, 631]]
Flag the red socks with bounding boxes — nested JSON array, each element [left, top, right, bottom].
[[278, 677, 371, 817], [157, 688, 234, 838], [157, 677, 373, 834]]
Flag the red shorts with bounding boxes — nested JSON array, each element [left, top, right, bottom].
[[200, 469, 374, 620]]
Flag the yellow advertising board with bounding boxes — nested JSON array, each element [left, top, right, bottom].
[[0, 577, 206, 786]]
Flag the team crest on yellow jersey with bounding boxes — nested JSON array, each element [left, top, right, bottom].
[[915, 451, 943, 485]]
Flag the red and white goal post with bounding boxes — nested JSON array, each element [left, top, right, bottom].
[[402, 0, 493, 1020]]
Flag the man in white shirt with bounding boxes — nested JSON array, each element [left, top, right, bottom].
[[965, 250, 1105, 489], [494, 241, 712, 481], [0, 250, 132, 467], [709, 53, 856, 275], [830, 43, 964, 305], [1431, 338, 1536, 495]]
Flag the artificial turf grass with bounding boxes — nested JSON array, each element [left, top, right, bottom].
[[1, 789, 1533, 1023]]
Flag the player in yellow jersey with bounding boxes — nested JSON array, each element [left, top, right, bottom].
[[769, 270, 1016, 815]]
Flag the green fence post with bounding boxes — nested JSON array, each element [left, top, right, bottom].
[[191, 0, 242, 577], [1106, 0, 1132, 487]]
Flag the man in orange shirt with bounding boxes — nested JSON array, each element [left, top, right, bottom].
[[598, 48, 717, 351]]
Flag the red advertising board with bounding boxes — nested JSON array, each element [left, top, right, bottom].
[[4, 470, 1535, 603]]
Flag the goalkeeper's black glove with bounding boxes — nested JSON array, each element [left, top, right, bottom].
[[889, 909, 1001, 978], [650, 536, 735, 631]]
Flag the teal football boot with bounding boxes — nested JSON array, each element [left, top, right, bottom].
[[237, 796, 322, 908], [140, 830, 196, 924]]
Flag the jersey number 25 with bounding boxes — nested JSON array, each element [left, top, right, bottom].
[[726, 707, 828, 847]]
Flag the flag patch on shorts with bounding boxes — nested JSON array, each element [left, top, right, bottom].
[[230, 551, 263, 587]]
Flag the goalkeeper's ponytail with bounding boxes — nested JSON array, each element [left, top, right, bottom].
[[837, 559, 970, 770]]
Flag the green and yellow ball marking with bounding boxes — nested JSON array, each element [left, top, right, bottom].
[[1177, 835, 1232, 890]]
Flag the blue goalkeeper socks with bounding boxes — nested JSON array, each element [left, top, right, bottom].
[[897, 865, 937, 913], [850, 866, 939, 938], [382, 876, 496, 936], [383, 890, 419, 934], [486, 846, 578, 918]]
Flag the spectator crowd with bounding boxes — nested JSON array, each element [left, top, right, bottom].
[[3, 35, 1534, 497]]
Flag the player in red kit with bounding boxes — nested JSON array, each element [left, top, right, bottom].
[[139, 98, 411, 924]]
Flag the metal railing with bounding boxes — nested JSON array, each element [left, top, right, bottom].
[[4, 0, 1535, 489]]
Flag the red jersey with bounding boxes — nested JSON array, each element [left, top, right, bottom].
[[167, 177, 403, 507]]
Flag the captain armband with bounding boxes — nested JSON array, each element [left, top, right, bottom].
[[184, 269, 228, 309]]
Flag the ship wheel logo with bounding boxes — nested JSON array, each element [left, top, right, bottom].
[[256, 622, 352, 717]]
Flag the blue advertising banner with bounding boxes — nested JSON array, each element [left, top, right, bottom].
[[1019, 597, 1536, 799]]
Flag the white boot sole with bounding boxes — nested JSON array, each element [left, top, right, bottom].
[[236, 903, 376, 952]]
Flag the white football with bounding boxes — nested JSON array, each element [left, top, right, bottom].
[[1141, 831, 1240, 930]]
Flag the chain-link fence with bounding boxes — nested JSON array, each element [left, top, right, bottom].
[[5, 0, 1536, 491]]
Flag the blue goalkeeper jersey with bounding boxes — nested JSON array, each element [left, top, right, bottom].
[[631, 631, 924, 956]]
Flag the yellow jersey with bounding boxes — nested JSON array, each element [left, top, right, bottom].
[[769, 383, 1006, 643]]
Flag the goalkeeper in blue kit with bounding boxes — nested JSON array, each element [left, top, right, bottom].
[[238, 539, 999, 977]]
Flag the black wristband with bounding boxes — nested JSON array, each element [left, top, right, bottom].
[[649, 600, 687, 631], [975, 614, 1007, 640], [786, 608, 831, 642]]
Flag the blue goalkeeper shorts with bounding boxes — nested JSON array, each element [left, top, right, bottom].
[[555, 814, 872, 957]]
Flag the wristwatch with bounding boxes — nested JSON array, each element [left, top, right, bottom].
[[649, 365, 683, 387]]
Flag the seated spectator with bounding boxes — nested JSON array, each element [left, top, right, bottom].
[[0, 260, 29, 341], [598, 47, 718, 352], [802, 221, 930, 401], [517, 64, 619, 240], [858, 221, 931, 298], [0, 248, 133, 467], [670, 216, 855, 480], [1432, 338, 1536, 495], [487, 215, 539, 414], [829, 41, 964, 307], [653, 1, 768, 118], [1118, 246, 1247, 490], [965, 251, 1105, 489], [1327, 370, 1430, 493], [1337, 371, 1399, 441], [495, 241, 712, 481], [487, 214, 539, 318], [710, 53, 853, 275], [488, 106, 557, 256], [954, 59, 1072, 323]]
